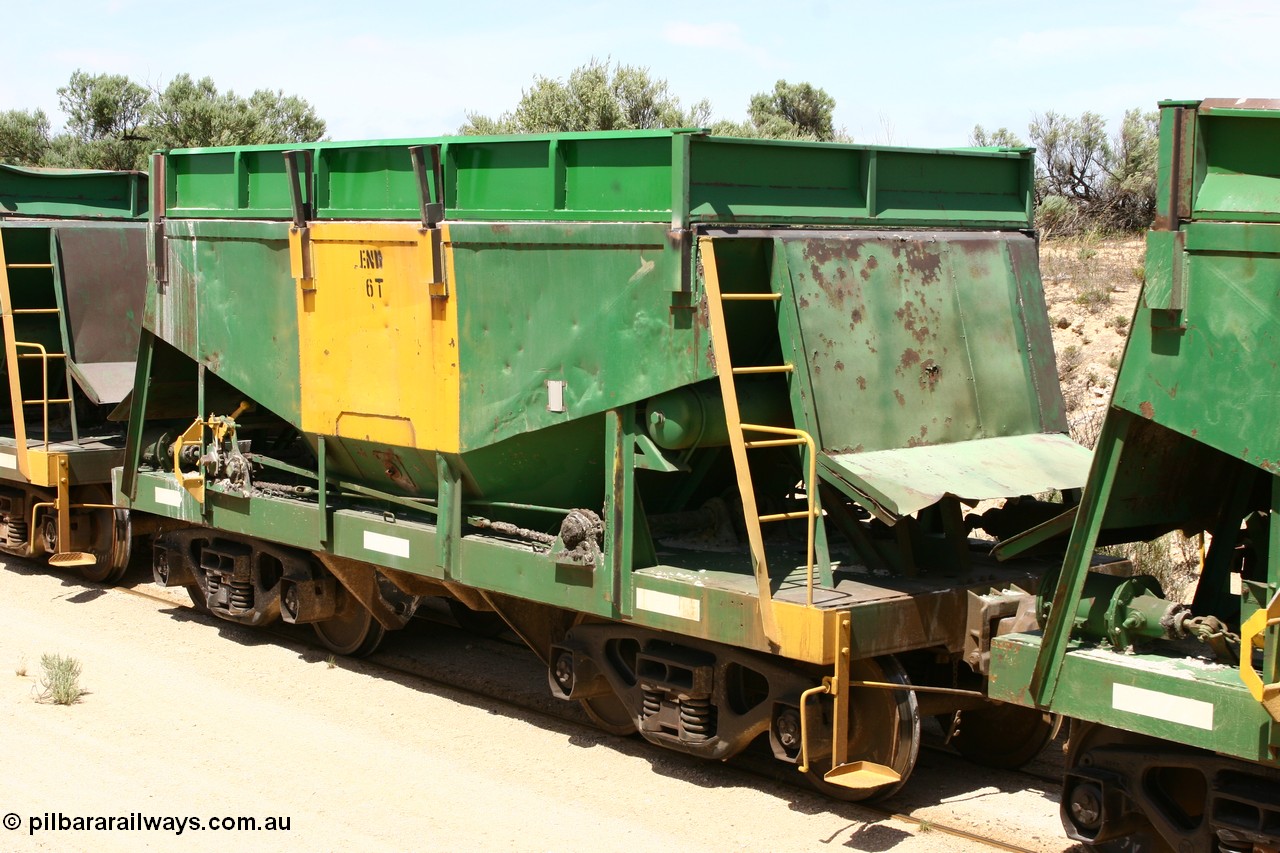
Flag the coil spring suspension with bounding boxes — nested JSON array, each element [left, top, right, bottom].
[[207, 574, 221, 596], [7, 518, 28, 547], [679, 697, 716, 741], [642, 688, 662, 719], [228, 580, 254, 611]]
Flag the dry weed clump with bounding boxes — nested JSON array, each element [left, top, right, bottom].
[[35, 653, 85, 706]]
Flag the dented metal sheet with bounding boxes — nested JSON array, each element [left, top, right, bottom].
[[823, 433, 1091, 517], [780, 230, 1066, 457]]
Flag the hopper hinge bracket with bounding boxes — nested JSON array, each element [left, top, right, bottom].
[[409, 144, 448, 298], [284, 149, 316, 291]]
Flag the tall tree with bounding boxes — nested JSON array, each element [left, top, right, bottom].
[[710, 80, 843, 141], [1024, 109, 1159, 234], [968, 125, 1025, 148], [461, 59, 710, 134], [49, 71, 151, 170], [0, 70, 327, 170], [0, 109, 52, 166], [748, 80, 837, 140], [150, 74, 326, 149]]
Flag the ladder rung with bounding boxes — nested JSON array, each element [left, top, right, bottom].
[[720, 293, 782, 302], [732, 364, 793, 375], [6, 263, 53, 269], [17, 353, 66, 359], [743, 438, 807, 449], [759, 510, 820, 523], [11, 308, 61, 315], [22, 398, 72, 405]]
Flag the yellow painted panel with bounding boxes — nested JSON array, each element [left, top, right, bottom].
[[772, 600, 836, 664], [25, 449, 60, 488], [296, 222, 459, 452]]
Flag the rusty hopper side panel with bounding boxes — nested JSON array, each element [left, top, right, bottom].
[[773, 229, 1083, 521]]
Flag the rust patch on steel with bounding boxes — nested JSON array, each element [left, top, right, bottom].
[[834, 360, 845, 371], [900, 348, 921, 369], [920, 359, 941, 390], [860, 254, 879, 281], [857, 376, 867, 390], [902, 243, 943, 284], [373, 449, 418, 491], [893, 389, 906, 407], [894, 301, 931, 345], [1139, 401, 1155, 419]]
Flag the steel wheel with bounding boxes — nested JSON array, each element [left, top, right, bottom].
[[185, 584, 210, 613], [580, 691, 638, 736], [313, 594, 385, 657], [803, 655, 920, 802], [77, 485, 130, 584], [1066, 724, 1176, 853], [943, 702, 1057, 769]]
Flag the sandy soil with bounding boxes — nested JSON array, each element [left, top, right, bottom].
[[0, 558, 1083, 853], [1039, 236, 1145, 446]]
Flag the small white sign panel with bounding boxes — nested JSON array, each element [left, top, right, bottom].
[[363, 530, 410, 559], [634, 588, 701, 621], [1112, 683, 1214, 731]]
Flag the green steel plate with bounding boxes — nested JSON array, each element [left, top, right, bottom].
[[823, 433, 1091, 516], [163, 131, 1033, 228], [1193, 108, 1280, 223], [0, 164, 147, 219], [777, 230, 1067, 468], [1114, 225, 1280, 473], [991, 633, 1276, 763]]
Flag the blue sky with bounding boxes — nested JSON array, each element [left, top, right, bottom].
[[6, 0, 1277, 148]]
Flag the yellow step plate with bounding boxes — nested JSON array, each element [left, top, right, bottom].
[[48, 552, 97, 568], [823, 761, 901, 791]]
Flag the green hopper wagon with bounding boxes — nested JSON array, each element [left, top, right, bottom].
[[122, 130, 1089, 799]]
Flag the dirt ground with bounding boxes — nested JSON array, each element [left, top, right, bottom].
[[0, 558, 1083, 853]]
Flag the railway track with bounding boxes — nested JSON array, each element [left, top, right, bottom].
[[111, 576, 1067, 853]]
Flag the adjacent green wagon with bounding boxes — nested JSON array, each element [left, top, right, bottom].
[[0, 164, 147, 581], [989, 99, 1280, 851]]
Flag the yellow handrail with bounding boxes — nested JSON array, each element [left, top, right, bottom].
[[13, 341, 54, 452], [742, 423, 819, 607]]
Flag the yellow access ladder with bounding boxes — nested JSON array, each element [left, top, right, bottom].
[[0, 228, 92, 566], [698, 236, 823, 644]]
